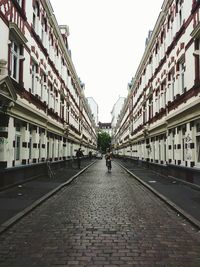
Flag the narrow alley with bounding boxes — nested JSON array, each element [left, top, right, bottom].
[[0, 160, 200, 267]]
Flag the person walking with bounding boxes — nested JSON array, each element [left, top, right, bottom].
[[76, 147, 83, 169], [105, 148, 112, 172], [89, 151, 92, 160]]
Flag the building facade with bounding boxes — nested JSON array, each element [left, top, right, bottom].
[[0, 0, 97, 171], [86, 97, 99, 126], [111, 96, 125, 137], [98, 122, 112, 136], [113, 0, 200, 176]]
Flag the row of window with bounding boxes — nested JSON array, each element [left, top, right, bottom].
[[133, 0, 186, 99], [9, 0, 79, 106]]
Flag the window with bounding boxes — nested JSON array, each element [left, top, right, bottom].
[[47, 139, 49, 159], [182, 125, 186, 161], [16, 0, 22, 7], [47, 88, 50, 106], [39, 137, 41, 159], [15, 135, 21, 161], [176, 0, 183, 28], [52, 141, 54, 158], [180, 61, 185, 93], [41, 18, 47, 45], [60, 98, 64, 119], [197, 136, 200, 163], [160, 31, 165, 58], [33, 2, 39, 33], [48, 83, 53, 107], [41, 23, 45, 44], [197, 123, 200, 163], [58, 141, 60, 158], [53, 94, 56, 111], [171, 76, 175, 100], [179, 8, 182, 27], [29, 136, 32, 160], [161, 82, 166, 108], [168, 71, 175, 101], [31, 61, 37, 94], [40, 73, 46, 101], [143, 103, 147, 124], [148, 97, 153, 120], [158, 140, 161, 161], [171, 129, 175, 161], [164, 137, 167, 162], [167, 14, 173, 43], [193, 39, 200, 83], [10, 41, 20, 81], [155, 43, 160, 66]]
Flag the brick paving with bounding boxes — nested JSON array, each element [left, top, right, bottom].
[[0, 160, 200, 267]]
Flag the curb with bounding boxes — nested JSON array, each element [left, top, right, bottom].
[[0, 161, 96, 235], [116, 161, 200, 230]]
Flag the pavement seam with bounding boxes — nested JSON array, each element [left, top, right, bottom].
[[115, 161, 200, 230], [0, 161, 96, 235]]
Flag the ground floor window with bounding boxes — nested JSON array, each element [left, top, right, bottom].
[[182, 137, 185, 161], [47, 141, 49, 159], [29, 136, 32, 160], [172, 139, 175, 160], [15, 135, 21, 161], [39, 138, 41, 159], [197, 136, 200, 163], [164, 139, 166, 162]]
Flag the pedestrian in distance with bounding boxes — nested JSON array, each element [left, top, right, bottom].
[[105, 148, 112, 172], [89, 151, 92, 160], [76, 147, 83, 169]]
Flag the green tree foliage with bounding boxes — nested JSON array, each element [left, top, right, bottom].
[[97, 131, 111, 153]]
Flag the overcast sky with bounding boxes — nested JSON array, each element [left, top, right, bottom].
[[50, 0, 164, 122]]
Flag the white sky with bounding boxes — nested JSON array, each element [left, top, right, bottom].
[[50, 0, 164, 122]]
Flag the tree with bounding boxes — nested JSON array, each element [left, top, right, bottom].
[[97, 131, 111, 153]]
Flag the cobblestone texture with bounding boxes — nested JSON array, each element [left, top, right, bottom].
[[0, 160, 200, 267]]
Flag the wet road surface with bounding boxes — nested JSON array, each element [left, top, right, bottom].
[[0, 160, 200, 267]]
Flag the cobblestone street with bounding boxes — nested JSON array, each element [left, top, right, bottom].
[[0, 160, 200, 267]]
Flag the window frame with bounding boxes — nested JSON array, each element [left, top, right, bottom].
[[31, 60, 38, 94], [33, 2, 40, 33], [196, 122, 200, 164], [10, 40, 21, 82], [15, 132, 21, 162], [179, 60, 186, 94], [16, 0, 22, 7]]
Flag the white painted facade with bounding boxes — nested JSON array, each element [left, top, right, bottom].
[[113, 0, 200, 171], [86, 97, 99, 126], [111, 96, 125, 136], [0, 0, 97, 169], [98, 122, 112, 136]]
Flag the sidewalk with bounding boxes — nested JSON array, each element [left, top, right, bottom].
[[0, 159, 95, 226], [115, 158, 200, 228], [0, 160, 200, 267]]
